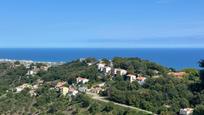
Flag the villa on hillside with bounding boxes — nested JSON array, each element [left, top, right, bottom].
[[126, 74, 137, 83], [97, 63, 106, 71], [179, 108, 193, 115], [76, 77, 89, 84], [168, 72, 187, 78], [26, 67, 40, 76], [27, 70, 35, 75], [26, 64, 50, 76], [114, 68, 127, 76], [26, 67, 40, 75], [103, 66, 112, 75], [97, 62, 112, 75]]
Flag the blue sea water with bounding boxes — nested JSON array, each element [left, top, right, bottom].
[[0, 48, 203, 70]]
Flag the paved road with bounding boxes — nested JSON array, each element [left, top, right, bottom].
[[86, 92, 155, 115]]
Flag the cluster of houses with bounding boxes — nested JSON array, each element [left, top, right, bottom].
[[54, 81, 79, 96], [12, 58, 193, 115], [0, 59, 63, 76], [97, 61, 147, 85], [15, 79, 44, 96], [15, 73, 105, 98], [97, 63, 112, 75], [52, 76, 105, 96], [96, 61, 194, 115], [0, 59, 61, 69]]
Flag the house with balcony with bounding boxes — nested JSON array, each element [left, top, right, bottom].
[[126, 74, 137, 83], [179, 108, 193, 115], [76, 77, 89, 84], [114, 68, 127, 76]]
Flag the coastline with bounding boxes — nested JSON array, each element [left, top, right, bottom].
[[0, 48, 203, 70], [0, 58, 65, 66]]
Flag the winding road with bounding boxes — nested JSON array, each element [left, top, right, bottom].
[[86, 92, 155, 115]]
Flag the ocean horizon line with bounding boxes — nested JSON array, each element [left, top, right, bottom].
[[0, 48, 203, 70], [0, 47, 204, 49]]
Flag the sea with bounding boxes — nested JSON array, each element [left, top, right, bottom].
[[0, 48, 203, 70]]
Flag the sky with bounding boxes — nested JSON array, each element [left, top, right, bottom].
[[0, 0, 204, 48]]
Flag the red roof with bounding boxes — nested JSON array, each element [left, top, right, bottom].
[[136, 77, 146, 81], [168, 72, 186, 78], [69, 87, 76, 92]]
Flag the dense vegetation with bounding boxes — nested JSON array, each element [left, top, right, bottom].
[[100, 58, 204, 115], [0, 59, 147, 115], [112, 57, 168, 77], [0, 58, 204, 114], [0, 89, 147, 115], [40, 59, 102, 84], [106, 76, 193, 114], [0, 62, 29, 95]]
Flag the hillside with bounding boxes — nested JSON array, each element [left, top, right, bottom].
[[0, 57, 203, 115]]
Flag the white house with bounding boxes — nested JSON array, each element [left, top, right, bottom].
[[179, 108, 193, 115], [103, 66, 112, 74], [126, 74, 137, 83], [27, 70, 34, 75], [97, 63, 106, 71], [76, 77, 89, 84], [114, 68, 127, 76]]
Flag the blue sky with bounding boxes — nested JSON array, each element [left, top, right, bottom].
[[0, 0, 204, 48]]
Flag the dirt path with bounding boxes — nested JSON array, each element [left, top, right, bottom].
[[86, 92, 155, 115]]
